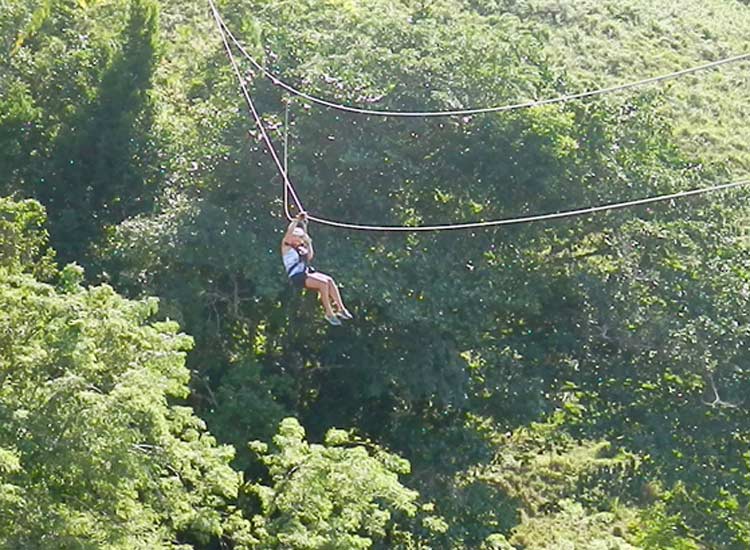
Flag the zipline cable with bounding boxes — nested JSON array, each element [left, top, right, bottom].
[[209, 0, 750, 233], [283, 101, 290, 176], [214, 9, 750, 118], [306, 178, 750, 232], [283, 100, 291, 220], [209, 0, 303, 220]]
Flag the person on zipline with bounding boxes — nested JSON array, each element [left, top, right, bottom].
[[281, 212, 353, 326]]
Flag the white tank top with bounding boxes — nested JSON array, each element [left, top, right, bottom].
[[282, 247, 305, 277]]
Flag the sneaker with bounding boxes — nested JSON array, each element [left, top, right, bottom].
[[325, 315, 342, 326], [337, 309, 354, 320]]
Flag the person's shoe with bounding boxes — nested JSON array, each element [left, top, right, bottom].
[[325, 315, 342, 326], [337, 309, 354, 320]]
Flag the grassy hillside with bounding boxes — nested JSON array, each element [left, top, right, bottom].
[[152, 0, 750, 173], [497, 0, 750, 172]]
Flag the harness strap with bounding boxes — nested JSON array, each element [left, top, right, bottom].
[[287, 262, 304, 276]]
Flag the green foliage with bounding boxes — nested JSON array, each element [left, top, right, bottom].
[[471, 417, 640, 513], [633, 500, 700, 550], [491, 0, 750, 171], [449, 415, 643, 549], [1, 0, 164, 264], [102, 0, 750, 545], [510, 499, 639, 550], [5, 0, 750, 547], [558, 208, 750, 545], [205, 358, 291, 470], [0, 203, 253, 548], [244, 417, 446, 549], [0, 196, 55, 277]]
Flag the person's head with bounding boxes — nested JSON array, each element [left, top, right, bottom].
[[289, 226, 307, 246]]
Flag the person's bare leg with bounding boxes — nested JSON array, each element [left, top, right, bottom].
[[327, 278, 344, 310], [305, 274, 336, 318], [322, 275, 351, 318]]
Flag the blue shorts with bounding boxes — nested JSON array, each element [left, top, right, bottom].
[[289, 271, 307, 289]]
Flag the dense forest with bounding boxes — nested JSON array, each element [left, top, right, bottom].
[[2, 0, 750, 548]]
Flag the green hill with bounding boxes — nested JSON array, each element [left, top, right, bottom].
[[501, 0, 750, 171]]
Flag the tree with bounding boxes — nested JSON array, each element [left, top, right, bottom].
[[244, 417, 447, 549], [0, 197, 254, 549], [1, 0, 163, 265], [0, 196, 55, 277]]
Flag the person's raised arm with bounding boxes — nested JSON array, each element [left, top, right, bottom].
[[300, 217, 314, 260], [305, 236, 314, 261], [282, 212, 307, 243]]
